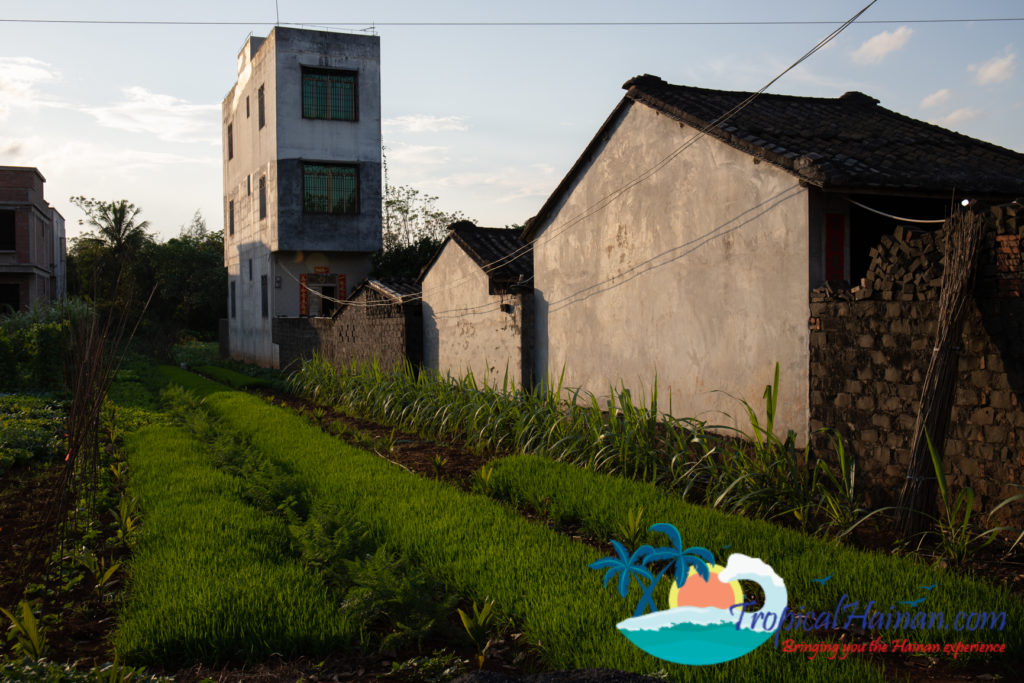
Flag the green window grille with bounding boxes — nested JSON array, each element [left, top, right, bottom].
[[302, 69, 356, 121], [303, 164, 358, 214]]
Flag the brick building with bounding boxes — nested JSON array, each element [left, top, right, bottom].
[[0, 166, 65, 313]]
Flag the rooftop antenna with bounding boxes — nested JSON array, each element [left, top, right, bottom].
[[275, 0, 280, 26]]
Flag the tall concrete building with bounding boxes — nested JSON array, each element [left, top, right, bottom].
[[222, 27, 382, 366], [0, 166, 65, 314]]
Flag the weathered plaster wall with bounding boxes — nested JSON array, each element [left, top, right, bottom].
[[422, 242, 528, 387], [532, 102, 812, 434]]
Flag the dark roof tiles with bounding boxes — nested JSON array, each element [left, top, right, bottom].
[[623, 74, 1024, 196], [448, 224, 532, 284]]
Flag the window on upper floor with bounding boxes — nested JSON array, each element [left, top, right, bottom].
[[259, 176, 267, 219], [246, 96, 250, 118], [0, 210, 14, 251], [302, 68, 357, 121], [228, 200, 234, 236], [261, 275, 269, 318], [258, 85, 266, 129], [247, 175, 251, 195], [230, 280, 236, 318], [227, 123, 233, 159], [303, 163, 358, 215]]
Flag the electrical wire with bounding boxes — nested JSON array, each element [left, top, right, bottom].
[[1, 17, 1021, 27], [268, 0, 881, 316], [847, 199, 948, 224]]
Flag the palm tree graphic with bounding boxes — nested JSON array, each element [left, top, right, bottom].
[[590, 523, 714, 617]]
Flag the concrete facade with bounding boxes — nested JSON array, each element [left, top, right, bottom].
[[422, 240, 532, 388], [222, 27, 382, 367], [0, 166, 64, 314], [530, 102, 813, 435]]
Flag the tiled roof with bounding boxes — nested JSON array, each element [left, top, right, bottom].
[[367, 278, 420, 300], [446, 222, 532, 285], [623, 74, 1024, 196]]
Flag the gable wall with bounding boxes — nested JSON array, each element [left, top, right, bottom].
[[532, 102, 812, 435], [422, 241, 528, 388]]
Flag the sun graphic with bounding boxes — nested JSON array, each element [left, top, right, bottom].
[[668, 564, 744, 610]]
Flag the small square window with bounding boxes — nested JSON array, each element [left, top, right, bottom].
[[302, 163, 358, 214], [302, 68, 357, 121]]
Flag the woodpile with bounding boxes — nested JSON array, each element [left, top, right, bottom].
[[854, 225, 945, 301]]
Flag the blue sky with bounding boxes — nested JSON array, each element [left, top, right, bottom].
[[1, 1, 1021, 241]]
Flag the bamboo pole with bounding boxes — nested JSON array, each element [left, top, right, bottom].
[[897, 208, 986, 537]]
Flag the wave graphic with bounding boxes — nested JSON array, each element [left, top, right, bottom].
[[617, 553, 788, 665]]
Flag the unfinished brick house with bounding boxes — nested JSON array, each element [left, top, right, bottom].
[[0, 166, 65, 314]]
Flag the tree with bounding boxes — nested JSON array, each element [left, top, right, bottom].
[[149, 211, 226, 338], [69, 196, 152, 258]]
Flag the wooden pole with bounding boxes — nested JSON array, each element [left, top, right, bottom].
[[896, 208, 985, 538]]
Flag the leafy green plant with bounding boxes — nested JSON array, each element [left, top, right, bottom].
[[76, 549, 123, 597], [474, 463, 496, 494], [111, 494, 140, 544], [0, 601, 47, 661], [614, 504, 648, 549], [430, 453, 448, 479], [457, 598, 496, 670]]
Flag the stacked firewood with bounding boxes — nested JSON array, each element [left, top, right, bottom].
[[853, 225, 945, 301]]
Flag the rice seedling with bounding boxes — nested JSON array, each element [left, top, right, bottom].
[[483, 453, 1024, 656], [192, 383, 885, 681]]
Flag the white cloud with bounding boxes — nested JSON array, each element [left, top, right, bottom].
[[0, 57, 64, 119], [387, 143, 450, 166], [969, 48, 1016, 85], [851, 26, 913, 65], [82, 87, 219, 144], [425, 164, 557, 204], [920, 89, 952, 109], [384, 114, 468, 133], [931, 107, 983, 128]]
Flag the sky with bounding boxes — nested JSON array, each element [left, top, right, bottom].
[[0, 1, 1021, 242]]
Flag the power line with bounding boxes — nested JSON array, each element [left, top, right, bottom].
[[276, 0, 883, 316], [1, 17, 1022, 27]]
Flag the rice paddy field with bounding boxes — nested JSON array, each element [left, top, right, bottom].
[[5, 351, 1020, 682], [102, 361, 1022, 681]]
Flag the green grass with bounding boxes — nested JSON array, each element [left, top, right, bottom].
[[161, 370, 884, 682], [193, 365, 274, 389], [115, 423, 354, 665], [485, 454, 1024, 656]]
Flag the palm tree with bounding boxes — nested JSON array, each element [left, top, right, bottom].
[[634, 523, 714, 615], [589, 540, 654, 612], [71, 197, 151, 258]]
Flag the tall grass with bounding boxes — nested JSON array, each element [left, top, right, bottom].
[[288, 356, 857, 533]]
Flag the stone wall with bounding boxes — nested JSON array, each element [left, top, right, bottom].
[[273, 287, 421, 372], [809, 204, 1024, 525]]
